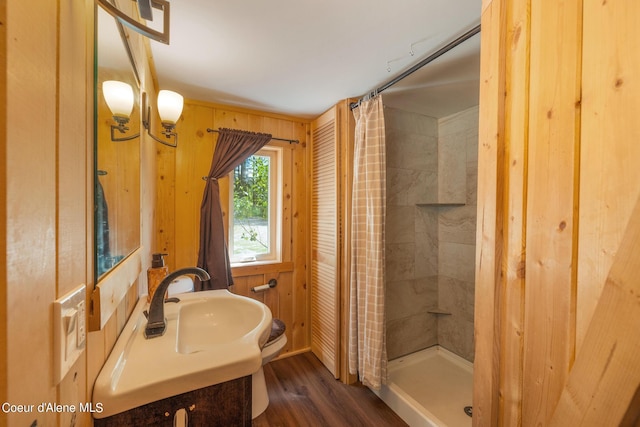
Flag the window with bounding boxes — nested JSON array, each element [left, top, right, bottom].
[[229, 147, 282, 264]]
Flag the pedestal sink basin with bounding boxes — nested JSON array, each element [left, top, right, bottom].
[[177, 293, 269, 354], [92, 289, 272, 419]]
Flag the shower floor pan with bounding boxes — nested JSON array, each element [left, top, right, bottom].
[[372, 346, 473, 427]]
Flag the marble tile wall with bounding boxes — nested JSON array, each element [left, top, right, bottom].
[[436, 106, 478, 362], [385, 107, 439, 359], [384, 105, 479, 362]]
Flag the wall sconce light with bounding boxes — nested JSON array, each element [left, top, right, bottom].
[[103, 80, 137, 142], [143, 90, 184, 148], [103, 81, 183, 147]]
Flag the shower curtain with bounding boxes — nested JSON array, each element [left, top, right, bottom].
[[195, 128, 271, 290], [348, 96, 387, 389]]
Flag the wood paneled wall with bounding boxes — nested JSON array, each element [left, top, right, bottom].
[[154, 100, 311, 355], [474, 0, 640, 425], [2, 0, 95, 426]]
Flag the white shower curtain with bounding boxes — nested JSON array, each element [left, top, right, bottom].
[[348, 95, 387, 389]]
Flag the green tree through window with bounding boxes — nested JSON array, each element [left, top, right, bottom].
[[233, 155, 270, 255]]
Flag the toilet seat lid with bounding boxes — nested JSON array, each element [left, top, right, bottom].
[[265, 318, 286, 346]]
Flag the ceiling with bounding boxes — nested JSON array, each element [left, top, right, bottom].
[[111, 0, 482, 119]]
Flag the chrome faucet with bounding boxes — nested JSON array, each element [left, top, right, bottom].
[[144, 267, 210, 339]]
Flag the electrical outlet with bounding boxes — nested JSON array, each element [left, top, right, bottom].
[[53, 284, 86, 384]]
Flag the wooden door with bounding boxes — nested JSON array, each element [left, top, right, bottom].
[[310, 107, 341, 378]]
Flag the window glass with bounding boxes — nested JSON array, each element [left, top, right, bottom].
[[229, 147, 281, 263]]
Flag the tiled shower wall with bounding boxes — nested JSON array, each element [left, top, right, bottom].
[[385, 107, 440, 360], [436, 107, 478, 362], [384, 105, 478, 362]]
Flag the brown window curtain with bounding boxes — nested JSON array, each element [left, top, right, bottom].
[[195, 128, 272, 291]]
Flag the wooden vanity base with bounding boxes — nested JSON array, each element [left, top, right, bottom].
[[94, 375, 251, 427]]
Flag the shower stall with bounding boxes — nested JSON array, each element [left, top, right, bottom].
[[345, 24, 481, 425], [376, 104, 479, 427]]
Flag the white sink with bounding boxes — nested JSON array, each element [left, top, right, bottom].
[[92, 289, 272, 419], [177, 294, 269, 354]]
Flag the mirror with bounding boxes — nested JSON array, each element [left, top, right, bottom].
[[95, 5, 141, 280]]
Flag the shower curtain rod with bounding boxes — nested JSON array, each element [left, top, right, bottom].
[[350, 24, 481, 110], [206, 128, 299, 144]]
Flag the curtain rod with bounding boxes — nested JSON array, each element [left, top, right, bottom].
[[350, 24, 481, 110], [206, 128, 299, 144]]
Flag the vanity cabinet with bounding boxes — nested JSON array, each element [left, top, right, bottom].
[[94, 376, 251, 427]]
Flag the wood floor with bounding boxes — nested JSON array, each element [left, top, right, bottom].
[[252, 352, 408, 427]]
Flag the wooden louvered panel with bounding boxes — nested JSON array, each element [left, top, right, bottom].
[[311, 261, 337, 373], [310, 108, 340, 378]]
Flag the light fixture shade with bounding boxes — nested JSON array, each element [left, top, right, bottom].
[[103, 80, 134, 118], [157, 90, 184, 124]]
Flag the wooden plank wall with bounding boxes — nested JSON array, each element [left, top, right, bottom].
[[475, 0, 640, 425], [576, 0, 640, 352], [4, 2, 59, 425], [550, 198, 640, 426], [0, 0, 6, 417], [154, 100, 311, 356], [522, 1, 581, 423], [3, 0, 97, 426]]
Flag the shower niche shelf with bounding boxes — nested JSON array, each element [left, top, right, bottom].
[[427, 309, 452, 316], [416, 202, 465, 207]]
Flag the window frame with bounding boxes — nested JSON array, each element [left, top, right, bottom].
[[228, 146, 283, 265]]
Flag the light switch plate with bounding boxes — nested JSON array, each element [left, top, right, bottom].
[[53, 283, 86, 384]]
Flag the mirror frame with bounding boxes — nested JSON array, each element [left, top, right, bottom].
[[95, 3, 141, 281], [96, 0, 170, 45], [90, 2, 144, 331]]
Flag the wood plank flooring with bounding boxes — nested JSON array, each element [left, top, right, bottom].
[[253, 352, 408, 427]]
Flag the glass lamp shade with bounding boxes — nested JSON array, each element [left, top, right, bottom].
[[103, 80, 134, 118], [157, 90, 184, 125]]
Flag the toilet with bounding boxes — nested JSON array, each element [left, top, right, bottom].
[[253, 318, 287, 418]]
